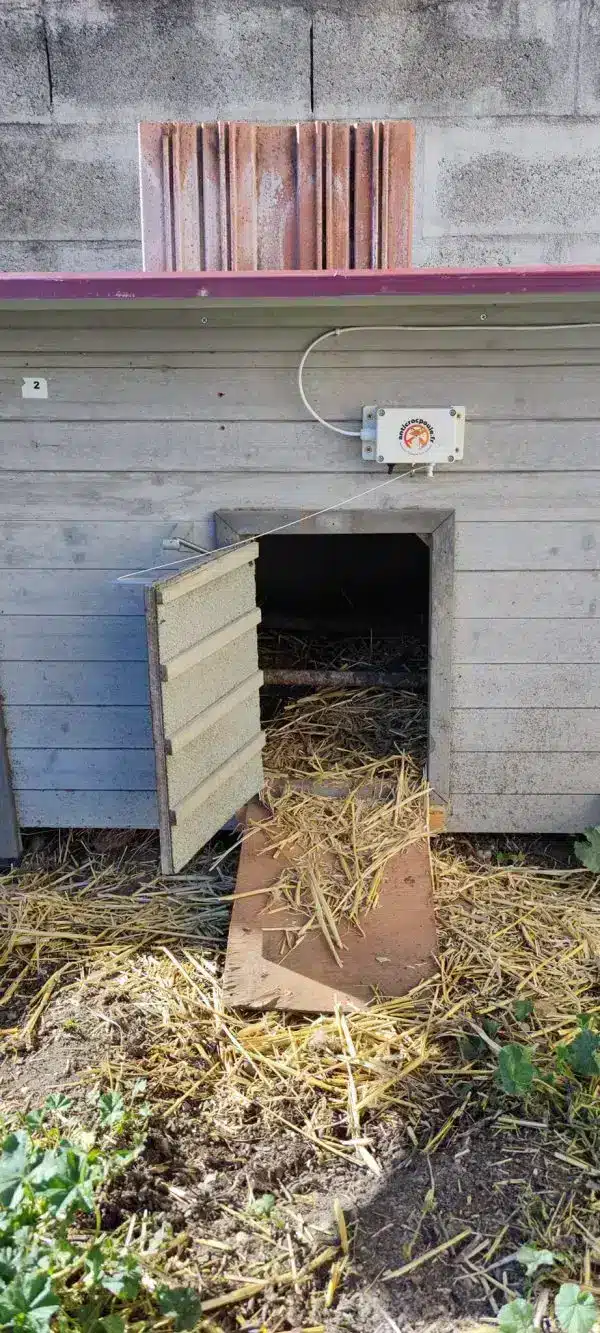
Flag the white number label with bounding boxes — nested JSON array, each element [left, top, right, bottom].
[[22, 376, 48, 398]]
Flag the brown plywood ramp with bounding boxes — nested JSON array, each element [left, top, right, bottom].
[[222, 800, 437, 1013]]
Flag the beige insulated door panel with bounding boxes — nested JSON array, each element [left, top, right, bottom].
[[145, 544, 264, 873]]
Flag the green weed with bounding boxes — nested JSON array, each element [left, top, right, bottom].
[[0, 1090, 201, 1332], [574, 827, 600, 873], [498, 1250, 597, 1332]]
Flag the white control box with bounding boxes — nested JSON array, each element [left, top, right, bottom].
[[362, 405, 465, 465]]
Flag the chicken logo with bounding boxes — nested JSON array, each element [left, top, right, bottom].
[[401, 419, 434, 452]]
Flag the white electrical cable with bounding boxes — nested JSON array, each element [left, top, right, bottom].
[[297, 329, 363, 437], [297, 320, 600, 438]]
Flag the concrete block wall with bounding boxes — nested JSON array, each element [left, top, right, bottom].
[[1, 0, 599, 271]]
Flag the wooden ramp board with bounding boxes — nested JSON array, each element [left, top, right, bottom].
[[222, 801, 437, 1013]]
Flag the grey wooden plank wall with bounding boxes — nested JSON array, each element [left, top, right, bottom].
[[1, 300, 600, 832]]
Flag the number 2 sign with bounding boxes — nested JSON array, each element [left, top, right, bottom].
[[21, 376, 48, 399]]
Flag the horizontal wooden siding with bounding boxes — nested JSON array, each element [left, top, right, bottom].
[[1, 302, 600, 830]]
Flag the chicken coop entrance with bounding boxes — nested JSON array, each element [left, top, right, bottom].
[[215, 508, 455, 808], [256, 532, 429, 765], [140, 507, 453, 884]]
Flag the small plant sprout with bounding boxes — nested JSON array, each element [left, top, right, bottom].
[[557, 1016, 600, 1079], [498, 1297, 536, 1332], [515, 1244, 556, 1277], [97, 1091, 126, 1129], [574, 826, 600, 872]]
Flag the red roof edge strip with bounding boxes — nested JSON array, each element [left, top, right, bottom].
[[2, 267, 600, 303]]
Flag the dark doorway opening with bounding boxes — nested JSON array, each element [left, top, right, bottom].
[[255, 533, 430, 766]]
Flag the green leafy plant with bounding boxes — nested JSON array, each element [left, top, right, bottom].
[[497, 1043, 538, 1096], [249, 1193, 276, 1219], [0, 1272, 60, 1332], [515, 1244, 556, 1277], [97, 1093, 125, 1131], [0, 1092, 201, 1332], [513, 999, 535, 1022], [498, 1286, 599, 1333], [574, 826, 600, 872], [498, 1297, 536, 1332], [557, 1016, 600, 1079], [555, 1284, 598, 1333], [44, 1096, 72, 1119], [497, 1246, 598, 1333], [157, 1286, 203, 1330]]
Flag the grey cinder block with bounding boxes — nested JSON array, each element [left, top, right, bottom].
[[45, 0, 311, 123], [576, 0, 600, 112], [0, 239, 142, 271], [421, 121, 600, 242], [0, 125, 140, 242], [313, 0, 580, 118], [0, 3, 52, 120]]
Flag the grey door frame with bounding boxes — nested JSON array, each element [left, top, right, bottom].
[[0, 695, 21, 862], [215, 506, 455, 808]]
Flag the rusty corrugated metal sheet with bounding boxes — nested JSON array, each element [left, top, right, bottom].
[[138, 120, 414, 273]]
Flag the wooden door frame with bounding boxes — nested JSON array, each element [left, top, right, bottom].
[[215, 506, 455, 810]]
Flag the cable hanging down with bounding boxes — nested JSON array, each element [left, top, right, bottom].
[[297, 320, 600, 439]]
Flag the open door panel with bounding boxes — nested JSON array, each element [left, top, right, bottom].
[[144, 544, 264, 873]]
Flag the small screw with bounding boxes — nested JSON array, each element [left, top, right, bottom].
[[450, 407, 456, 417], [378, 407, 385, 417], [201, 317, 208, 325], [448, 455, 455, 462], [377, 454, 384, 462], [480, 313, 487, 321], [364, 446, 373, 455]]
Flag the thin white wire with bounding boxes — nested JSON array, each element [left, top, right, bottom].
[[297, 329, 363, 436], [120, 316, 600, 583], [117, 464, 427, 582], [297, 320, 600, 438]]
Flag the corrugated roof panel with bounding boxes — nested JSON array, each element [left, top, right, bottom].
[[138, 120, 414, 273]]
